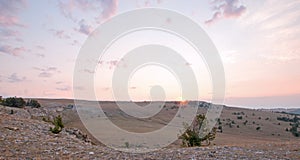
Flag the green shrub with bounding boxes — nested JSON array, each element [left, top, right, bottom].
[[217, 118, 221, 125], [2, 97, 26, 108], [26, 99, 41, 108], [50, 115, 64, 134], [179, 114, 216, 147], [42, 116, 51, 122], [218, 126, 223, 133], [293, 132, 299, 137], [50, 125, 62, 134], [125, 142, 130, 148], [277, 116, 299, 123], [290, 123, 299, 137]]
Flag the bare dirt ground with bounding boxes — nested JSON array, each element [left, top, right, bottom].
[[0, 99, 299, 159]]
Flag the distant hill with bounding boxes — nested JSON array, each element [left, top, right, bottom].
[[289, 109, 300, 115], [265, 108, 300, 115]]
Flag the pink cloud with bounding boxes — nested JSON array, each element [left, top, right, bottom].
[[7, 73, 26, 83], [107, 60, 118, 68], [205, 0, 246, 24], [34, 66, 58, 72], [56, 81, 64, 84], [0, 29, 20, 39], [102, 87, 110, 91], [35, 53, 45, 58], [34, 66, 60, 78], [58, 0, 99, 22], [185, 62, 192, 66], [0, 45, 27, 56], [0, 0, 26, 43], [0, 0, 26, 27], [84, 68, 95, 74], [0, 15, 24, 27], [49, 29, 70, 39], [100, 0, 118, 20], [136, 0, 164, 8], [71, 40, 79, 46], [56, 85, 71, 91], [76, 19, 93, 35], [205, 12, 221, 24], [58, 0, 118, 23], [157, 0, 164, 4], [38, 72, 52, 78], [130, 86, 137, 90], [98, 60, 124, 69], [74, 86, 85, 91], [36, 45, 45, 50]]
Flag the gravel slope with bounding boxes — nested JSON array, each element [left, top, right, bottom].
[[0, 105, 299, 159]]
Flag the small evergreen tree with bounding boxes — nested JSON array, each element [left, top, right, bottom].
[[50, 115, 64, 134], [179, 114, 216, 147]]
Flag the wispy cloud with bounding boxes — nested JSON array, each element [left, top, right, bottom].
[[38, 72, 52, 78], [49, 29, 70, 39], [74, 86, 85, 91], [57, 0, 101, 22], [57, 0, 118, 23], [56, 85, 71, 91], [7, 73, 26, 83], [55, 81, 72, 91], [0, 0, 26, 43], [0, 45, 28, 56], [36, 45, 45, 50], [185, 62, 192, 66], [71, 40, 79, 46], [83, 59, 123, 73], [100, 0, 118, 20], [35, 53, 45, 58], [34, 66, 60, 78], [84, 68, 95, 74], [0, 1, 26, 46], [130, 86, 137, 90], [0, 0, 26, 27], [205, 0, 246, 24], [136, 0, 164, 8], [0, 29, 20, 39], [56, 81, 63, 84], [102, 87, 110, 91], [242, 0, 300, 63], [97, 59, 126, 69], [76, 19, 93, 35]]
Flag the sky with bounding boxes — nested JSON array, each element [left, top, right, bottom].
[[0, 0, 300, 108]]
